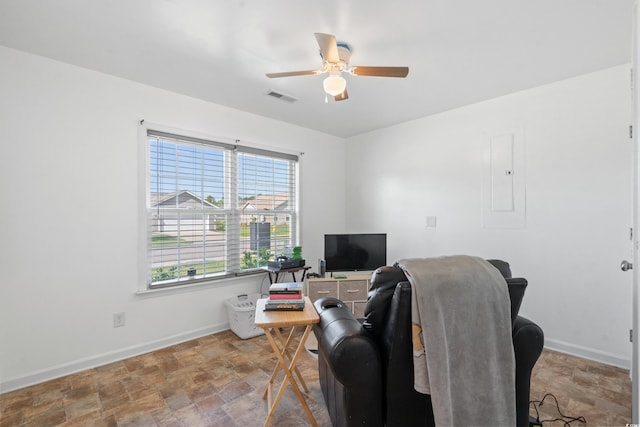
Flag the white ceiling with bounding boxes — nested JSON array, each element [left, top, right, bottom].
[[0, 0, 633, 138]]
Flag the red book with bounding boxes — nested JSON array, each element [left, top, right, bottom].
[[269, 292, 303, 300]]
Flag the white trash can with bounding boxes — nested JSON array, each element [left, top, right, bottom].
[[225, 293, 264, 339]]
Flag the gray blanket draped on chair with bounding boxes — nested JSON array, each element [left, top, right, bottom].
[[396, 255, 516, 427]]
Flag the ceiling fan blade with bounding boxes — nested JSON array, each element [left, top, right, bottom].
[[335, 88, 349, 102], [265, 69, 323, 78], [351, 66, 409, 78], [314, 33, 340, 63]]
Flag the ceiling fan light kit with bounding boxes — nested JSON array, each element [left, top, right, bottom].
[[323, 74, 347, 96], [266, 32, 409, 101]]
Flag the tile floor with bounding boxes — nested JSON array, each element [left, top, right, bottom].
[[0, 329, 632, 427], [529, 348, 631, 426]]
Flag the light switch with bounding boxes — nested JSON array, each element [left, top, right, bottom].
[[426, 216, 437, 228]]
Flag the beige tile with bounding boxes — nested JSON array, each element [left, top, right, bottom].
[[0, 331, 628, 427], [64, 393, 101, 419]]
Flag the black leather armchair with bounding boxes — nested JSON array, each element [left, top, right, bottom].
[[312, 260, 544, 427]]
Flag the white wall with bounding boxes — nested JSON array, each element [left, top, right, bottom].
[[0, 44, 632, 393], [346, 65, 633, 367], [0, 46, 347, 392]]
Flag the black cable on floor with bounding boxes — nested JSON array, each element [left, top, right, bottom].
[[529, 393, 586, 426]]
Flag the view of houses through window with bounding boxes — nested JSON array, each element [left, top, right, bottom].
[[147, 130, 298, 287]]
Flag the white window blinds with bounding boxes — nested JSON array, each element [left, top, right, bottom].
[[147, 129, 298, 287]]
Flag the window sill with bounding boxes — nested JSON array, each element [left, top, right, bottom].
[[135, 271, 264, 297]]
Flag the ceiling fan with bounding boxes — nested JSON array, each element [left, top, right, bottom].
[[266, 33, 409, 102]]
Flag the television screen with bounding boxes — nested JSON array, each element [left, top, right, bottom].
[[324, 233, 387, 272]]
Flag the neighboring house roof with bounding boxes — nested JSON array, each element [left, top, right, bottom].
[[150, 191, 218, 208], [242, 193, 289, 211], [151, 191, 290, 210]]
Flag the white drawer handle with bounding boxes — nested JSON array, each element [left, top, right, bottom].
[[346, 290, 360, 293], [317, 290, 331, 294]]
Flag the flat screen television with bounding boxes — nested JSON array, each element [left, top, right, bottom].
[[324, 233, 387, 272]]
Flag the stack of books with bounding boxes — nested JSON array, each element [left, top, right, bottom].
[[264, 282, 304, 311]]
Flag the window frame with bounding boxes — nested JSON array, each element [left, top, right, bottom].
[[137, 122, 300, 290]]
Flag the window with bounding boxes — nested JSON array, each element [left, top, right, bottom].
[[145, 128, 298, 288]]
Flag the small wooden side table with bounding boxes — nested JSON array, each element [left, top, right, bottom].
[[263, 265, 311, 284], [254, 297, 320, 427]]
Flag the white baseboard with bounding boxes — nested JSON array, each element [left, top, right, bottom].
[[0, 322, 229, 394], [544, 337, 631, 370]]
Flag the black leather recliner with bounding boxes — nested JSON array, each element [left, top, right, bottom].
[[312, 260, 544, 427]]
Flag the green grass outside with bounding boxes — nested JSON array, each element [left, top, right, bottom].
[[152, 260, 226, 282], [152, 223, 291, 282], [151, 234, 193, 247], [239, 223, 289, 237]]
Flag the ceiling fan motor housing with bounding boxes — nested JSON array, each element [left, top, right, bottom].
[[321, 41, 352, 71], [336, 42, 352, 65]]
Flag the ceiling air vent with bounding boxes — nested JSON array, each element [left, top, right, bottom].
[[265, 90, 298, 103]]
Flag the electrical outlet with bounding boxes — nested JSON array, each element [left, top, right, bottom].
[[113, 312, 126, 328]]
